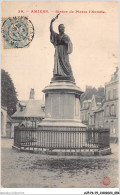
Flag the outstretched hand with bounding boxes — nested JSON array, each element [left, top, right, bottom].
[[51, 13, 60, 23]]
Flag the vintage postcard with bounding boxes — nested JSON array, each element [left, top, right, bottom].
[[1, 0, 119, 194]]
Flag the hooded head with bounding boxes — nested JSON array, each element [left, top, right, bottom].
[[58, 24, 65, 34]]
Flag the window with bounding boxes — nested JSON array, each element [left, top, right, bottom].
[[113, 89, 117, 99], [106, 105, 110, 116], [108, 90, 111, 100], [89, 116, 92, 125], [105, 121, 109, 128], [110, 121, 114, 134], [88, 102, 91, 107], [83, 102, 87, 108], [111, 104, 116, 116]]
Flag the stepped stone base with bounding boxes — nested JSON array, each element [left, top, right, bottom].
[[38, 119, 86, 128], [12, 146, 111, 156]]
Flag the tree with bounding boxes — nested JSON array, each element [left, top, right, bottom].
[[1, 69, 18, 116], [80, 85, 105, 104]]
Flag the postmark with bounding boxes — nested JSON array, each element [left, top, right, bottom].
[[2, 16, 34, 48], [102, 177, 111, 186]]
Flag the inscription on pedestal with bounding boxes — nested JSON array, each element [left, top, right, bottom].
[[45, 93, 75, 119]]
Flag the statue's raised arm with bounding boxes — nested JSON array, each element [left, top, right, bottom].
[[50, 18, 55, 32], [50, 14, 60, 32]]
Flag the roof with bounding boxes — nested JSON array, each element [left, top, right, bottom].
[[24, 99, 45, 118], [80, 87, 105, 104], [12, 99, 45, 118], [81, 90, 94, 102], [12, 106, 26, 117]]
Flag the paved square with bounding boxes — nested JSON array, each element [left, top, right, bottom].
[[1, 138, 119, 188]]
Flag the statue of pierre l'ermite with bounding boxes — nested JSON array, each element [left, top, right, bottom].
[[50, 14, 75, 82]]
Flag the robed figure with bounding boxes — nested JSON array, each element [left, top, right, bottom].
[[50, 16, 75, 82]]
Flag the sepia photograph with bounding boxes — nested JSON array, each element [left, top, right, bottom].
[[1, 0, 119, 192]]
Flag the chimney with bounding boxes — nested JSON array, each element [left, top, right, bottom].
[[29, 88, 35, 99]]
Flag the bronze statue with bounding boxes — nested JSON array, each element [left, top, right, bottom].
[[50, 14, 75, 82]]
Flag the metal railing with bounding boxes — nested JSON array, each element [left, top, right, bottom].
[[14, 126, 110, 151]]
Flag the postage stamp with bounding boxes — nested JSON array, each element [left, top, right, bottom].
[[2, 16, 34, 49]]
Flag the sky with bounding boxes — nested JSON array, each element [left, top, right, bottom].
[[1, 1, 118, 100]]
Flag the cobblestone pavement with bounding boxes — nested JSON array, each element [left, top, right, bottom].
[[1, 138, 119, 188]]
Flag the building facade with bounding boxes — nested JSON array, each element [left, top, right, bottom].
[[88, 95, 104, 128], [1, 106, 18, 138], [80, 94, 104, 128], [94, 107, 104, 128], [80, 99, 91, 125], [103, 67, 118, 141], [80, 67, 118, 142]]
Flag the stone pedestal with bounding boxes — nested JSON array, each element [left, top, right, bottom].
[[38, 80, 86, 153], [40, 80, 86, 128], [13, 80, 111, 155]]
